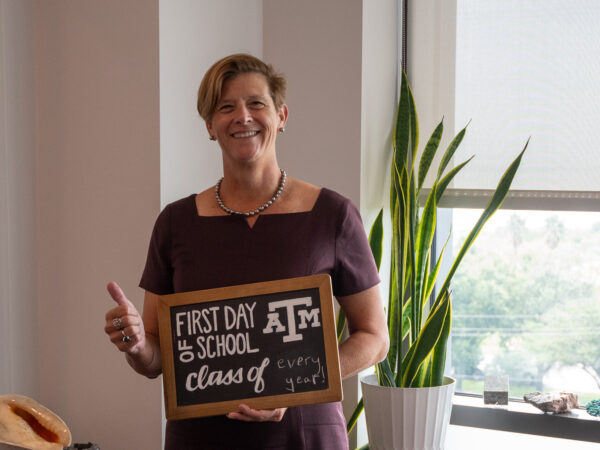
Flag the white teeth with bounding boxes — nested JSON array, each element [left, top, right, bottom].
[[232, 131, 259, 138]]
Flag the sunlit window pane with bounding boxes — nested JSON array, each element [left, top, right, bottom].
[[447, 209, 600, 403]]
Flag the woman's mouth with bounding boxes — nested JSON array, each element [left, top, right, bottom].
[[231, 130, 259, 138]]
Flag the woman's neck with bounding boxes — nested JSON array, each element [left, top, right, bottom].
[[219, 162, 283, 211]]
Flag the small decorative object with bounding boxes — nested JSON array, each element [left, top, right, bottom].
[[523, 391, 578, 413], [585, 399, 600, 417], [483, 375, 509, 405], [0, 394, 72, 449]]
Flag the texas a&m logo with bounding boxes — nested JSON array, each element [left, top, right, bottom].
[[262, 297, 321, 342]]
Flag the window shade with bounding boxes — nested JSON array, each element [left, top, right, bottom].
[[449, 0, 600, 204]]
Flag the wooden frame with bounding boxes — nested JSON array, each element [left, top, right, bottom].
[[157, 274, 342, 420]]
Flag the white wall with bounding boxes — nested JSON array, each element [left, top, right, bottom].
[[361, 0, 398, 279], [358, 1, 398, 446], [159, 0, 263, 206], [0, 0, 38, 397], [34, 1, 162, 447]]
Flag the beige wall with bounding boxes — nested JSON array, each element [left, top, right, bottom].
[[263, 0, 364, 205], [0, 0, 38, 397], [34, 1, 162, 447]]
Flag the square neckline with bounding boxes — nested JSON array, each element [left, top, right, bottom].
[[193, 187, 326, 219]]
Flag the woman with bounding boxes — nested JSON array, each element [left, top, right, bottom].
[[104, 54, 389, 449]]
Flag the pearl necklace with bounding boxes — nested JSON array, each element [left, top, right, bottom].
[[215, 169, 287, 217]]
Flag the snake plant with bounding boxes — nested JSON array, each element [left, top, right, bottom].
[[341, 71, 528, 433]]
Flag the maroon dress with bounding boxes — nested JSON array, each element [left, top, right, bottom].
[[140, 188, 380, 450]]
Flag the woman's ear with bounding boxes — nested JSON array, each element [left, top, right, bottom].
[[278, 104, 289, 129], [206, 122, 216, 141]]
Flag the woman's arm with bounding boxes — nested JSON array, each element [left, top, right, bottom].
[[336, 284, 389, 379], [105, 283, 162, 378]]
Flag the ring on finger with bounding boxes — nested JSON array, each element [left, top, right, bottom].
[[112, 317, 123, 330], [121, 330, 132, 343]]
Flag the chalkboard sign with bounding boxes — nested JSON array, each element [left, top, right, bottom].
[[157, 274, 342, 420]]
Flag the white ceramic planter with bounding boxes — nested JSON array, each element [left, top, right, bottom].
[[361, 374, 456, 450]]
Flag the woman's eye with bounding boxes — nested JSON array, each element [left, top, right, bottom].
[[219, 104, 233, 111], [250, 101, 265, 108]]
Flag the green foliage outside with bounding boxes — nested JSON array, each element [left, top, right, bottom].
[[450, 211, 600, 404]]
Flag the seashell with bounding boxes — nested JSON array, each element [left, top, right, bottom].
[[0, 395, 71, 449]]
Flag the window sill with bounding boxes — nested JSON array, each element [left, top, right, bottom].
[[450, 394, 600, 443]]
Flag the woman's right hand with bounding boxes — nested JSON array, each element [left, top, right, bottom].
[[104, 281, 146, 356]]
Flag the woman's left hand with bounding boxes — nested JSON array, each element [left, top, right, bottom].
[[226, 404, 287, 422]]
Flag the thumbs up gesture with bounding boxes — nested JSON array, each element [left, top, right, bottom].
[[104, 281, 146, 355]]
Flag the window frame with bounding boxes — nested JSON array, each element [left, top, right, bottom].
[[450, 394, 600, 443]]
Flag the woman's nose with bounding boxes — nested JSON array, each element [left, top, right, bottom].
[[234, 104, 252, 124]]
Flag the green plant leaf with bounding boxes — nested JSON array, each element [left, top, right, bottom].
[[390, 158, 398, 214], [336, 308, 346, 343], [423, 232, 450, 304], [368, 209, 384, 271], [421, 251, 430, 313], [402, 297, 411, 341], [346, 397, 364, 434], [418, 119, 444, 191], [387, 196, 402, 374], [407, 174, 417, 344], [412, 354, 433, 387], [437, 125, 467, 180], [394, 163, 412, 372], [430, 290, 452, 386], [388, 272, 401, 374], [407, 81, 419, 173], [394, 72, 411, 169], [394, 71, 419, 172], [401, 293, 450, 387], [377, 357, 397, 387], [413, 186, 437, 335], [395, 166, 410, 298], [435, 155, 475, 204], [434, 143, 528, 309]]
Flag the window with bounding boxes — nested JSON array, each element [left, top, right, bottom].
[[449, 208, 600, 404], [407, 0, 600, 442]]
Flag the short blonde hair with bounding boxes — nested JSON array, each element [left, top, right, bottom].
[[197, 53, 287, 123]]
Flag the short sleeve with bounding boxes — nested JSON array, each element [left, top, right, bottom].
[[332, 199, 380, 297], [139, 205, 174, 295]]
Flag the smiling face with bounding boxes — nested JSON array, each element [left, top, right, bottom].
[[207, 72, 288, 167]]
